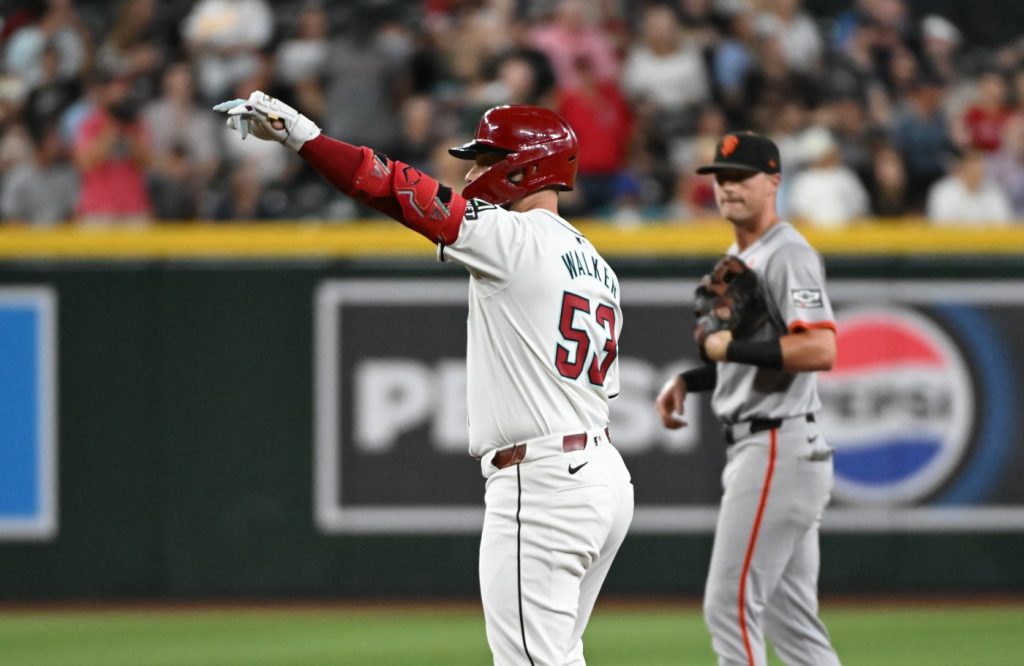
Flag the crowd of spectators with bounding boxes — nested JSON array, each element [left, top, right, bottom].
[[2, 0, 1024, 226]]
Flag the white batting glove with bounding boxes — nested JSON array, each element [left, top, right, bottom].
[[212, 90, 321, 152]]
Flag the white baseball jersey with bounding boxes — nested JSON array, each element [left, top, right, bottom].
[[438, 199, 622, 459]]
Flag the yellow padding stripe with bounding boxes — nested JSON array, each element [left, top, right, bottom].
[[1, 221, 1023, 259]]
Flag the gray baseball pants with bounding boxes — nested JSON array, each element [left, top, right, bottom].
[[704, 415, 841, 666]]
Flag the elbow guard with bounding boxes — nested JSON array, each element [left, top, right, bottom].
[[350, 146, 466, 245]]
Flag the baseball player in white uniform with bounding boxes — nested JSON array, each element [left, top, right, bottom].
[[215, 93, 634, 666], [656, 132, 841, 666]]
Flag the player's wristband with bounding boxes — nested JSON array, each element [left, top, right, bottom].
[[725, 339, 784, 370], [680, 364, 717, 393]]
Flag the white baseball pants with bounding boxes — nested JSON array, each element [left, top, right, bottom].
[[479, 430, 634, 666]]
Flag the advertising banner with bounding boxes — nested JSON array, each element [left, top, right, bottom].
[[0, 287, 57, 541], [315, 280, 1023, 534]]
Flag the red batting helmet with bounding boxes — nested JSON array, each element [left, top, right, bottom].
[[448, 105, 579, 206]]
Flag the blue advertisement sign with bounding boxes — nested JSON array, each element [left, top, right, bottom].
[[0, 287, 57, 541]]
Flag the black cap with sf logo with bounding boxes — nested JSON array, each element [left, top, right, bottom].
[[696, 131, 781, 175]]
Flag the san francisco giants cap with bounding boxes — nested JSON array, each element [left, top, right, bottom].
[[696, 131, 781, 175]]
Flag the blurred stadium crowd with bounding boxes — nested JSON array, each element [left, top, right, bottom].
[[2, 0, 1024, 225]]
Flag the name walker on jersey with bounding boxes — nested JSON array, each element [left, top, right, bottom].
[[561, 249, 618, 298]]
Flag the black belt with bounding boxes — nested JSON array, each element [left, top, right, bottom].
[[724, 414, 815, 445]]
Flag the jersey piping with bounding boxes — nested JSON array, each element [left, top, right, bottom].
[[739, 427, 778, 666], [516, 466, 536, 666]]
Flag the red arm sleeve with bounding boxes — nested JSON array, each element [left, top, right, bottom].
[[297, 134, 465, 244], [298, 135, 362, 189], [298, 134, 404, 221]]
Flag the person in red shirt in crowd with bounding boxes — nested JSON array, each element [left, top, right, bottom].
[[557, 56, 633, 214], [961, 69, 1012, 153], [665, 106, 727, 221], [73, 72, 153, 223], [669, 136, 720, 220]]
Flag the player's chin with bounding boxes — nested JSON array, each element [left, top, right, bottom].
[[720, 204, 752, 222]]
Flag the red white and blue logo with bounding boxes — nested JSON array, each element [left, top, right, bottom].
[[818, 307, 974, 505]]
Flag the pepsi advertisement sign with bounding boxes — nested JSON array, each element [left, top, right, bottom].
[[821, 306, 975, 505], [315, 279, 1023, 534], [818, 282, 1022, 531]]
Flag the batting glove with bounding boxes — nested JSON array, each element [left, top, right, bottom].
[[213, 90, 321, 152]]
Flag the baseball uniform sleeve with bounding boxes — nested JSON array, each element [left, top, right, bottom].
[[438, 198, 537, 284], [763, 242, 836, 333]]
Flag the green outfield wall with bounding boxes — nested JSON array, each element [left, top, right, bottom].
[[1, 224, 1023, 600]]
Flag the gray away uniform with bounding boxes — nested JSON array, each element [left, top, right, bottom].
[[704, 221, 841, 666]]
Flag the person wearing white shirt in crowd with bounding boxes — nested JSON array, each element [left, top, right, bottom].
[[787, 126, 869, 227], [927, 148, 1013, 225], [622, 4, 709, 115], [759, 0, 824, 74], [182, 0, 274, 101]]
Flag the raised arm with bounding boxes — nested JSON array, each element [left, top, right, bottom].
[[213, 91, 466, 244]]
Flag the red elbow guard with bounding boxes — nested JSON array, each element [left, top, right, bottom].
[[351, 146, 466, 245]]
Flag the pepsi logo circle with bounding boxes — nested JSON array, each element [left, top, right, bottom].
[[818, 307, 974, 505]]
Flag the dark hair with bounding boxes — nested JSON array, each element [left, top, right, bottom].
[[26, 119, 60, 146]]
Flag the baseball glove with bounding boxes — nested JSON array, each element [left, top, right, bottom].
[[693, 255, 768, 345]]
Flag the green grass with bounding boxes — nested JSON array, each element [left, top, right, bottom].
[[0, 603, 1022, 665]]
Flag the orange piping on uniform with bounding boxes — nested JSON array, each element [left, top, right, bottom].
[[788, 320, 837, 334], [738, 428, 778, 666]]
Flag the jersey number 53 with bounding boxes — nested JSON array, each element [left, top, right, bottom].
[[554, 291, 618, 387]]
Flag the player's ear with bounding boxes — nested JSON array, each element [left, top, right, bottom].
[[767, 173, 781, 192]]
